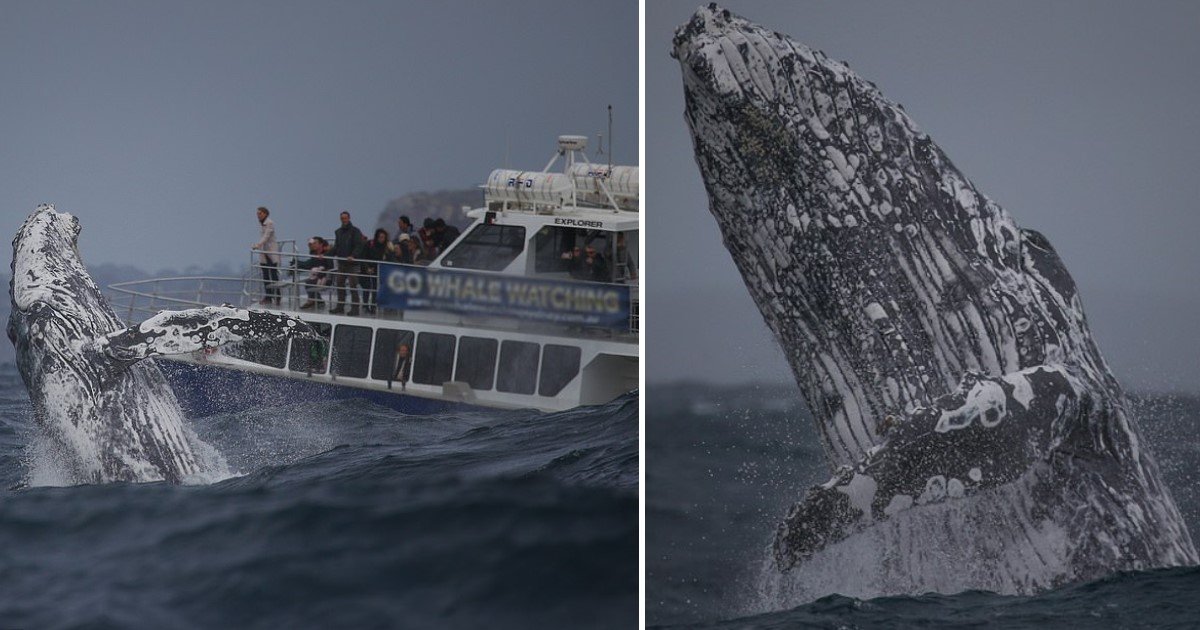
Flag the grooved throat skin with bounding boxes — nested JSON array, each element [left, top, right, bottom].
[[673, 4, 1195, 591]]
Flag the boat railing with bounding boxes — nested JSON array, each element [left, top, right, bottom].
[[107, 244, 640, 337], [106, 276, 252, 322]]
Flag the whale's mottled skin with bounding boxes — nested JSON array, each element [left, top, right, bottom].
[[7, 205, 317, 483], [673, 5, 1196, 592]]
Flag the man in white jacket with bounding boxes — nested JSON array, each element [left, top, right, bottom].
[[253, 206, 281, 305]]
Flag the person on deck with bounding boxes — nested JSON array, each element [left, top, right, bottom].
[[330, 211, 365, 316], [252, 206, 280, 305], [395, 216, 418, 246], [360, 228, 395, 315], [562, 246, 584, 279], [388, 343, 412, 391], [561, 243, 609, 279], [395, 233, 427, 265], [419, 218, 439, 260], [615, 232, 637, 282], [580, 244, 609, 282], [295, 237, 330, 310], [433, 218, 461, 252]]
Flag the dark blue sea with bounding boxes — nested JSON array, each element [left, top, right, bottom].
[[647, 382, 1200, 628], [0, 362, 637, 629]]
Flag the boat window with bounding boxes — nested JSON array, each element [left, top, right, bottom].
[[288, 322, 333, 375], [614, 230, 638, 283], [538, 344, 581, 397], [533, 226, 584, 273], [455, 336, 498, 391], [496, 340, 539, 395], [370, 328, 416, 386], [223, 338, 288, 369], [440, 223, 526, 271], [532, 226, 613, 282], [331, 324, 373, 378], [414, 332, 457, 385]]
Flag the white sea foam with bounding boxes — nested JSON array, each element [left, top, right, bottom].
[[748, 474, 1071, 613]]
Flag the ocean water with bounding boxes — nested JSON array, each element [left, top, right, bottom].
[[0, 362, 637, 629], [647, 382, 1200, 628]]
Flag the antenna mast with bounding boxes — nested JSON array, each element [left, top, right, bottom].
[[607, 104, 613, 171]]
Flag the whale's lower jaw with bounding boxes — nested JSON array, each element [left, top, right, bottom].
[[770, 464, 1196, 599]]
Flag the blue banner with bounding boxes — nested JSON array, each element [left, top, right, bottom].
[[377, 264, 632, 328]]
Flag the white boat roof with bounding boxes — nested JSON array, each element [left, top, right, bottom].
[[464, 205, 640, 232]]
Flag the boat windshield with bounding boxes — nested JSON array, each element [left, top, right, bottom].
[[441, 223, 526, 271]]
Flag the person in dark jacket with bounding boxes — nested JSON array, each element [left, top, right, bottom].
[[294, 236, 330, 310], [360, 228, 395, 315], [387, 343, 411, 391], [580, 244, 609, 282], [433, 218, 461, 253], [330, 211, 365, 315], [419, 217, 439, 260], [561, 241, 610, 281]]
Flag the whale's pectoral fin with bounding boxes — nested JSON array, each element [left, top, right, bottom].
[[98, 306, 320, 365], [773, 365, 1088, 571]]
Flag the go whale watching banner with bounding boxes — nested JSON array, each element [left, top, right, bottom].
[[378, 264, 632, 328]]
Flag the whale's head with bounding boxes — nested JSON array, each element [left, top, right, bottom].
[[673, 5, 1101, 463], [671, 4, 1026, 276], [12, 204, 87, 310], [9, 205, 120, 384]]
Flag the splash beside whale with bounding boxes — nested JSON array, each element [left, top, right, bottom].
[[8, 204, 317, 484], [673, 4, 1196, 594]]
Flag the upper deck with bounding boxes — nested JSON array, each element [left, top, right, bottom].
[[110, 135, 639, 341]]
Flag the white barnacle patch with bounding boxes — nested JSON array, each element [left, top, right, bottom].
[[837, 473, 877, 517], [864, 302, 887, 322], [865, 124, 883, 152], [935, 379, 1007, 432], [1001, 371, 1035, 411], [917, 475, 947, 504], [883, 494, 913, 516], [785, 203, 802, 230]]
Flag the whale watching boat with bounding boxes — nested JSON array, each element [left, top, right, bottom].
[[107, 136, 639, 415]]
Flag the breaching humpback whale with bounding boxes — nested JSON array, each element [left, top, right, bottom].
[[673, 5, 1196, 592], [7, 205, 317, 484]]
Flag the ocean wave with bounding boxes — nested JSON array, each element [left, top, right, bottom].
[[0, 366, 637, 629], [657, 566, 1200, 629]]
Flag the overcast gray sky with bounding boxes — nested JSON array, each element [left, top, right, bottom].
[[647, 1, 1200, 393], [0, 0, 636, 269]]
